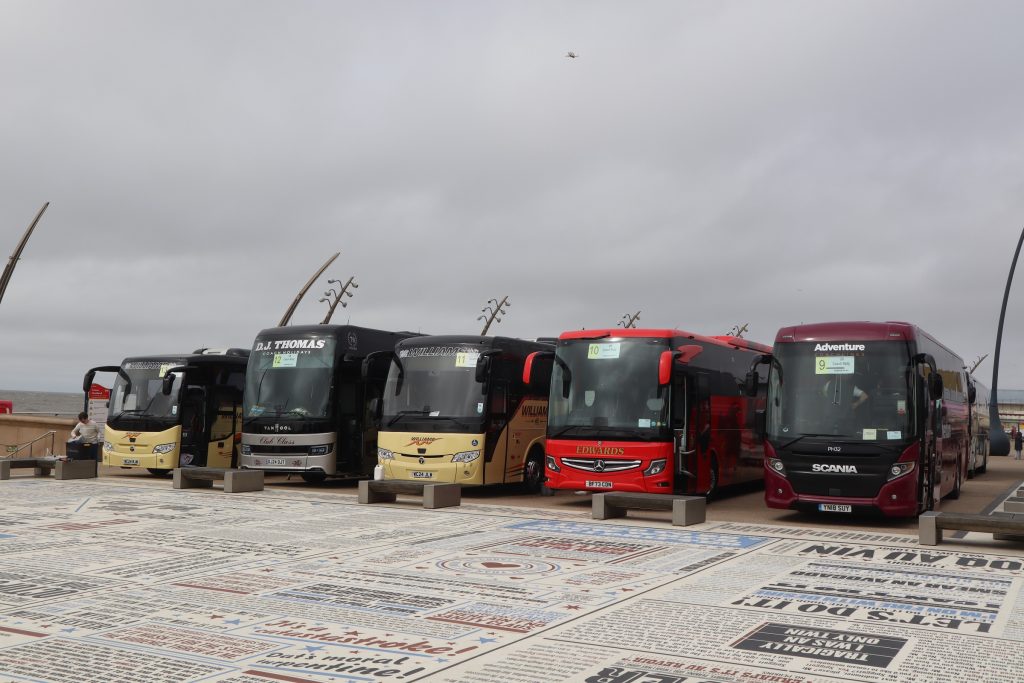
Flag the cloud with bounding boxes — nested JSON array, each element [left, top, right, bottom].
[[2, 1, 1024, 392]]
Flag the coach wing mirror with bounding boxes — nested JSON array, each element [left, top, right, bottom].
[[367, 397, 381, 422], [82, 365, 121, 393], [658, 351, 677, 386], [744, 354, 772, 397], [913, 353, 943, 400], [161, 367, 188, 395], [475, 350, 501, 383], [968, 382, 977, 404], [754, 409, 767, 438], [523, 351, 554, 385], [552, 354, 573, 398], [744, 370, 759, 397], [361, 351, 396, 380]]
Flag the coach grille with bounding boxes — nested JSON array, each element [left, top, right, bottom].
[[561, 457, 642, 473]]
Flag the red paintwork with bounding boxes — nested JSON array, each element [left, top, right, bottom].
[[523, 351, 540, 385], [768, 321, 970, 516], [774, 321, 915, 343], [545, 439, 673, 493], [658, 351, 673, 385], [547, 329, 770, 495]]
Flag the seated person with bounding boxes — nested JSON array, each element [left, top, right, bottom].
[[69, 412, 99, 444]]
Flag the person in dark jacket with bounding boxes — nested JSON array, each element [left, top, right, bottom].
[[1015, 430, 1023, 460]]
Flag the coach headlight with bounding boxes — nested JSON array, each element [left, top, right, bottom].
[[103, 441, 113, 452], [887, 461, 915, 481], [643, 459, 667, 476], [451, 450, 481, 463], [767, 457, 787, 477], [377, 447, 395, 461], [153, 442, 176, 454]]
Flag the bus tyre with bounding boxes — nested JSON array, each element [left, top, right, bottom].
[[920, 448, 936, 512], [705, 454, 719, 500], [523, 450, 545, 494], [147, 468, 172, 477], [948, 457, 962, 500], [301, 472, 328, 484]]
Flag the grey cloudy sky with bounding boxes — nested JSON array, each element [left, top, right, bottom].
[[3, 0, 1024, 393]]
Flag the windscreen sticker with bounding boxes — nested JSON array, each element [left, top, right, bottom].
[[897, 399, 906, 415], [455, 352, 480, 368], [476, 402, 484, 414], [158, 363, 174, 378], [638, 418, 652, 428], [863, 428, 877, 440], [273, 353, 298, 368], [587, 343, 620, 360], [815, 355, 855, 374], [887, 430, 902, 439]]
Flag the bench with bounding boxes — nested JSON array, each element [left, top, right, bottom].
[[919, 511, 1024, 546], [1004, 496, 1024, 513], [172, 467, 264, 493], [358, 479, 461, 509], [56, 459, 97, 480], [593, 492, 706, 526], [0, 458, 57, 480]]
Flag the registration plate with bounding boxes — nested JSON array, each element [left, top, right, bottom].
[[122, 458, 140, 465], [586, 480, 613, 489], [412, 471, 434, 479], [263, 458, 286, 466], [819, 503, 852, 513]]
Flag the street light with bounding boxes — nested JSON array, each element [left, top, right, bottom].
[[319, 276, 358, 324], [618, 311, 641, 329], [989, 226, 1024, 456], [728, 323, 749, 338], [478, 296, 510, 335]]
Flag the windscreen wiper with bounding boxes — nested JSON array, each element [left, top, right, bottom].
[[548, 425, 633, 439], [776, 433, 836, 450], [387, 409, 428, 427]]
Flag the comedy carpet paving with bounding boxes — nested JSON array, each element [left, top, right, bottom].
[[0, 479, 1022, 682]]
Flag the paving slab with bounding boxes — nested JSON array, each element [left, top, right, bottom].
[[0, 478, 1022, 682]]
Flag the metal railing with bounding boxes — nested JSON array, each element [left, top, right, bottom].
[[2, 431, 57, 459]]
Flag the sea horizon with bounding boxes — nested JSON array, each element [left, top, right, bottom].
[[0, 389, 84, 416]]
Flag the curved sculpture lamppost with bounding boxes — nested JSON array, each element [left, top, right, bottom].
[[478, 296, 510, 335], [319, 276, 358, 324], [0, 203, 49, 306], [278, 252, 340, 326], [618, 311, 641, 329], [989, 227, 1024, 456]]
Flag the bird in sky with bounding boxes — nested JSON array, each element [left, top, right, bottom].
[[565, 51, 577, 59]]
